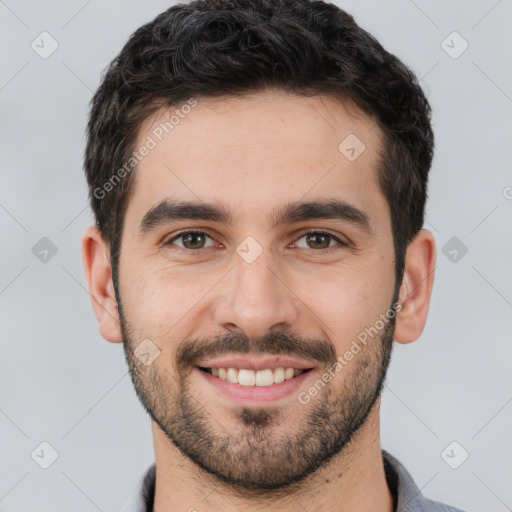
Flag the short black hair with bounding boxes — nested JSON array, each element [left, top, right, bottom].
[[84, 0, 434, 296]]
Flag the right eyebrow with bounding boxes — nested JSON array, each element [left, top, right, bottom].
[[138, 200, 235, 236]]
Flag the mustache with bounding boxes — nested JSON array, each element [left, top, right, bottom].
[[176, 331, 337, 371]]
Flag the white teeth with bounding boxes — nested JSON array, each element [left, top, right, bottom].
[[255, 369, 274, 387], [238, 369, 255, 386], [273, 367, 285, 383], [226, 367, 239, 384], [211, 367, 306, 386], [284, 368, 295, 380]]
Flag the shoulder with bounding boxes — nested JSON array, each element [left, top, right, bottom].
[[382, 450, 467, 512]]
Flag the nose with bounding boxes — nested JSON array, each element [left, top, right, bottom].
[[212, 249, 300, 340]]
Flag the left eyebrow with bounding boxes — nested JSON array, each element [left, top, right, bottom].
[[137, 198, 373, 236], [268, 199, 373, 234]]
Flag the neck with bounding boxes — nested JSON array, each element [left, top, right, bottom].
[[151, 403, 394, 512]]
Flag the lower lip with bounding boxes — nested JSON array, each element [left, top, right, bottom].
[[195, 367, 314, 405]]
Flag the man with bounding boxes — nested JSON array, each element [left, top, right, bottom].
[[81, 0, 465, 510]]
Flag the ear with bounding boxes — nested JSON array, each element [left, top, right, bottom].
[[81, 226, 123, 343], [393, 229, 436, 344]]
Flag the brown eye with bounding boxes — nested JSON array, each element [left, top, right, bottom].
[[294, 231, 345, 250], [166, 230, 215, 250], [306, 232, 330, 249]]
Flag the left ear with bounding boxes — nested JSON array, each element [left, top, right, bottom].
[[393, 229, 436, 344]]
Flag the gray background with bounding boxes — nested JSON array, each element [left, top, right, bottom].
[[1, 0, 511, 510]]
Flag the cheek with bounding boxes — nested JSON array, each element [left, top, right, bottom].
[[120, 263, 168, 331], [300, 260, 393, 343], [124, 264, 215, 336]]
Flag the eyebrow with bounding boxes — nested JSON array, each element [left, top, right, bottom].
[[138, 198, 373, 236]]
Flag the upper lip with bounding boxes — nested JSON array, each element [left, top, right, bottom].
[[197, 354, 316, 371]]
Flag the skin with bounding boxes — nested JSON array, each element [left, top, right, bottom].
[[82, 89, 436, 512]]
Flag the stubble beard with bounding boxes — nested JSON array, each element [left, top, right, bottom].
[[119, 300, 396, 493]]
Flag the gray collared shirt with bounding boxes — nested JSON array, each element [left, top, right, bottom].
[[119, 450, 466, 512]]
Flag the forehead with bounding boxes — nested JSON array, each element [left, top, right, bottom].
[[125, 89, 388, 230]]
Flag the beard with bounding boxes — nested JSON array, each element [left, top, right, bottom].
[[118, 298, 397, 494]]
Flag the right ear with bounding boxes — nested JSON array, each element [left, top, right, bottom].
[[81, 226, 123, 343]]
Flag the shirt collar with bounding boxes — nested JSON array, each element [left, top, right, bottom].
[[119, 450, 462, 512]]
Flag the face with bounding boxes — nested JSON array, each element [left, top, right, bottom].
[[116, 89, 398, 490]]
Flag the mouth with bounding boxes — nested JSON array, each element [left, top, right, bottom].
[[194, 354, 319, 404], [195, 357, 317, 405], [198, 366, 313, 386]]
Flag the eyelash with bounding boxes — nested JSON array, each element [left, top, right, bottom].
[[164, 229, 347, 253]]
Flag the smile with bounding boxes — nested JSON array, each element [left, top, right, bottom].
[[199, 367, 312, 386]]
